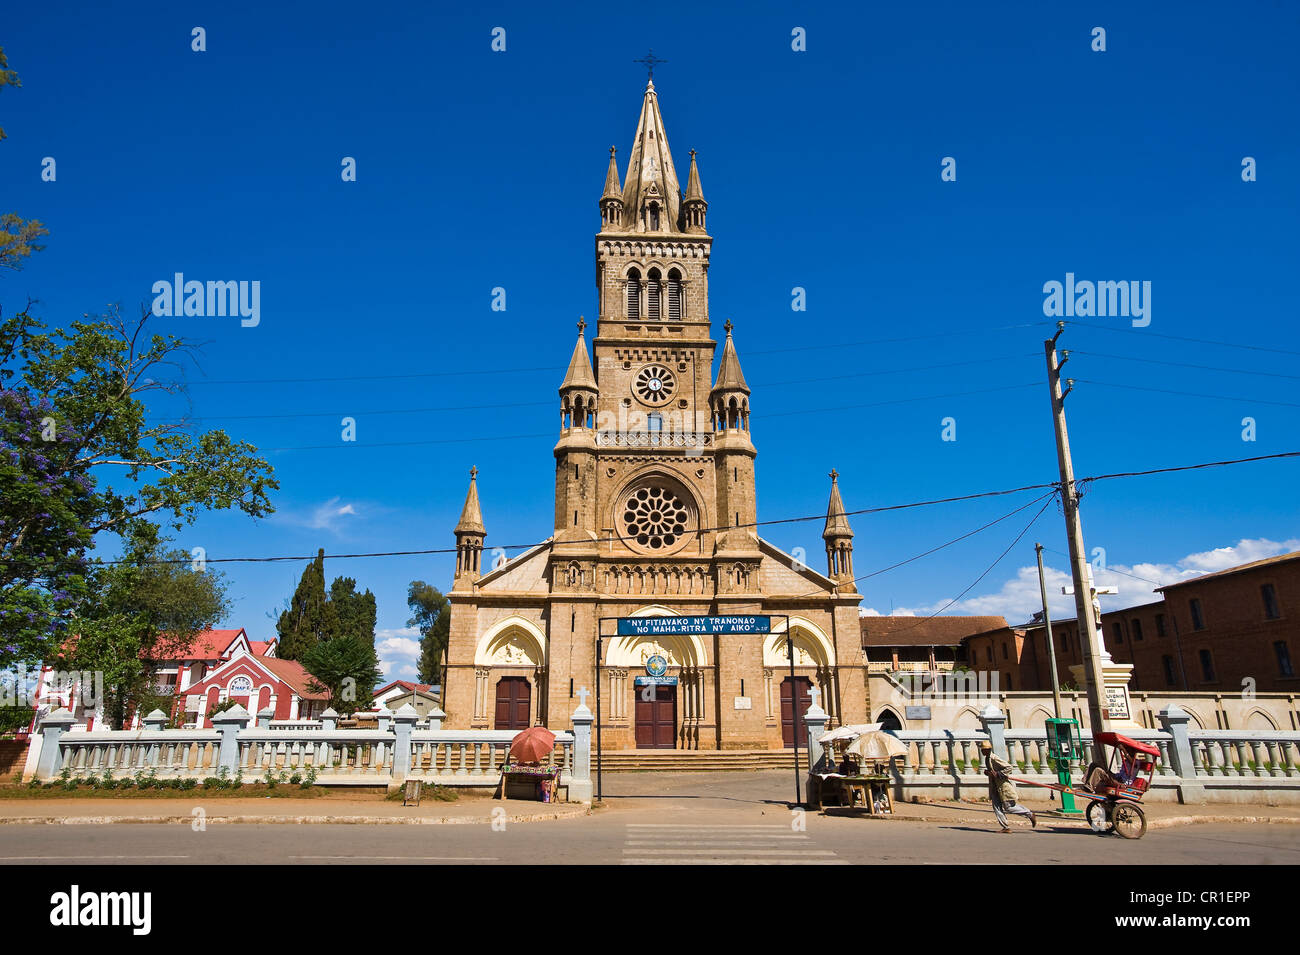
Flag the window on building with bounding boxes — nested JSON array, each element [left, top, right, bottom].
[[626, 269, 641, 318], [1006, 673, 1013, 690], [986, 646, 993, 663], [1198, 649, 1216, 682], [646, 268, 661, 319], [667, 269, 682, 320], [1262, 583, 1281, 620], [649, 203, 660, 231], [1276, 641, 1294, 678], [1162, 655, 1176, 687], [1155, 613, 1166, 637], [1001, 642, 1008, 659], [1131, 618, 1143, 641], [647, 413, 662, 445], [1190, 598, 1206, 631]]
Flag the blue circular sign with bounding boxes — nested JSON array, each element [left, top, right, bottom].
[[645, 654, 669, 677]]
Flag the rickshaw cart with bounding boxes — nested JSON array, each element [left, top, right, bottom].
[[1008, 732, 1159, 839]]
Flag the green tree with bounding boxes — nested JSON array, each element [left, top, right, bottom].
[[275, 549, 336, 661], [330, 576, 376, 646], [407, 580, 450, 685], [0, 48, 49, 271], [54, 529, 229, 729], [301, 634, 382, 713]]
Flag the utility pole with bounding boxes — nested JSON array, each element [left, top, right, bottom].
[[1034, 542, 1062, 719], [1044, 325, 1110, 739]]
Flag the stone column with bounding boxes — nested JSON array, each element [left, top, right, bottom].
[[212, 704, 249, 778], [568, 694, 594, 804], [978, 704, 1008, 759], [376, 707, 394, 734], [804, 698, 829, 773], [390, 704, 418, 790], [256, 707, 274, 729], [35, 708, 76, 780], [142, 709, 168, 770], [1157, 703, 1204, 804], [321, 708, 338, 731]]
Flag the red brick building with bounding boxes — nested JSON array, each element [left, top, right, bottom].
[[964, 551, 1300, 696], [861, 615, 1009, 675]]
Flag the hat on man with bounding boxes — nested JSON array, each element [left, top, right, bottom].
[[979, 740, 992, 751]]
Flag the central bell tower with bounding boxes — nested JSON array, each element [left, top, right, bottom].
[[552, 78, 759, 578]]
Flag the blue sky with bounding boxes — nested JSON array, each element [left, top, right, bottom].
[[4, 2, 1298, 680]]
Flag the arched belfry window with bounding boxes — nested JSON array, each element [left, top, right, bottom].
[[646, 268, 662, 320], [667, 269, 682, 320], [626, 269, 641, 319], [649, 202, 660, 231]]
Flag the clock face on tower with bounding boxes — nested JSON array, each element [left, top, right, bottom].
[[633, 364, 676, 406]]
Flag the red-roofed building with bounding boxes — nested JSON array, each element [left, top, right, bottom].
[[32, 629, 282, 730], [180, 652, 329, 727]]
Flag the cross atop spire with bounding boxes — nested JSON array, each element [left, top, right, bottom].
[[470, 465, 478, 480], [634, 49, 668, 82], [577, 316, 586, 334], [829, 468, 838, 482]]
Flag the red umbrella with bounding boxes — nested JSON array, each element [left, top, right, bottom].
[[509, 726, 556, 764]]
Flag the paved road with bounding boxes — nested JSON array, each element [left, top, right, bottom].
[[3, 772, 1298, 865]]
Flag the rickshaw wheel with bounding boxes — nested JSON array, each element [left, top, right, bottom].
[[1113, 802, 1146, 840], [1086, 800, 1114, 834]]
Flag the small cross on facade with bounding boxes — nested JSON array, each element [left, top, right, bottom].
[[808, 685, 822, 708], [576, 686, 590, 708]]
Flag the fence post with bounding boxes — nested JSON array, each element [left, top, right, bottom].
[[1158, 703, 1204, 804], [568, 697, 594, 804], [978, 704, 1008, 759], [390, 704, 417, 790], [426, 705, 446, 731], [212, 704, 249, 777], [321, 708, 338, 732], [377, 707, 394, 734], [256, 707, 274, 730], [35, 709, 76, 780]]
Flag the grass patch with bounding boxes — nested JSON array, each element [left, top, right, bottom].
[[385, 784, 459, 803]]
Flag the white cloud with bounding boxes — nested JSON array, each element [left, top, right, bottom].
[[877, 536, 1298, 624], [273, 497, 369, 535], [376, 627, 421, 683]]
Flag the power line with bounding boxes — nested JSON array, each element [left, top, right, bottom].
[[862, 493, 1058, 634], [1039, 546, 1164, 586], [1075, 379, 1300, 410], [1070, 350, 1300, 382], [792, 489, 1059, 598], [168, 356, 1037, 425], [82, 448, 1300, 566], [1063, 319, 1300, 358]]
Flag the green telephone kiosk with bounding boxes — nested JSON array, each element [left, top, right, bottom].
[[1044, 717, 1083, 814]]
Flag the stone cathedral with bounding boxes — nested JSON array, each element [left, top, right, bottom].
[[442, 79, 868, 750]]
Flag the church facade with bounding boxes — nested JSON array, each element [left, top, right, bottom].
[[442, 79, 868, 750]]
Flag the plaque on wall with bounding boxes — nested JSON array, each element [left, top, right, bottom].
[[1103, 685, 1131, 721], [733, 697, 752, 710], [905, 706, 932, 720]]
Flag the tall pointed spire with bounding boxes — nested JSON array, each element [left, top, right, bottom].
[[621, 80, 682, 233], [822, 469, 853, 540], [602, 147, 622, 200], [712, 320, 750, 395], [685, 148, 704, 201], [455, 466, 485, 536], [560, 318, 598, 392]]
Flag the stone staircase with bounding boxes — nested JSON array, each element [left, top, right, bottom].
[[596, 749, 810, 772]]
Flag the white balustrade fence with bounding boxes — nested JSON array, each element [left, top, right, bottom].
[[31, 703, 589, 798]]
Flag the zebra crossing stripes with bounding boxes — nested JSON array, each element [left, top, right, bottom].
[[621, 823, 846, 865]]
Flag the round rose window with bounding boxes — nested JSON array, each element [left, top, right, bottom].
[[623, 486, 691, 550], [633, 364, 676, 406]]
